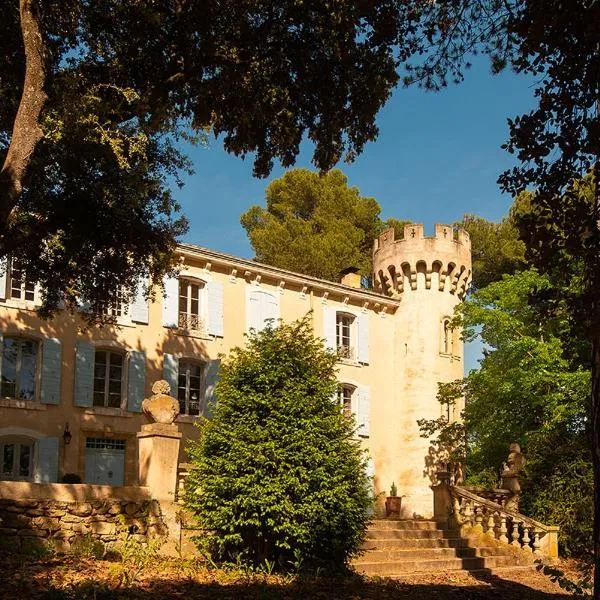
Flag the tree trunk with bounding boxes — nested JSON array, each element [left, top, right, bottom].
[[0, 0, 47, 226]]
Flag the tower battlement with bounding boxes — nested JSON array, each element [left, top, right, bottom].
[[373, 223, 472, 298]]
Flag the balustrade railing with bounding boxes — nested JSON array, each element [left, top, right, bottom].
[[439, 485, 558, 558]]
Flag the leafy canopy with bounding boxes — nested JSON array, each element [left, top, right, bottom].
[[241, 169, 407, 281], [1, 1, 403, 315], [185, 316, 372, 571]]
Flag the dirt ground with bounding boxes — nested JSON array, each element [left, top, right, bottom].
[[0, 553, 587, 599]]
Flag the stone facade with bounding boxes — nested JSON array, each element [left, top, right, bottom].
[[0, 497, 167, 553]]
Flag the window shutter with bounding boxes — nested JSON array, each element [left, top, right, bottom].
[[357, 385, 370, 437], [41, 338, 61, 405], [162, 275, 179, 328], [74, 341, 94, 407], [247, 290, 262, 331], [163, 353, 178, 397], [127, 351, 146, 412], [204, 359, 220, 418], [130, 277, 149, 324], [0, 256, 6, 300], [357, 313, 370, 364], [35, 437, 59, 483], [207, 280, 224, 337], [264, 292, 278, 327], [323, 307, 336, 352]]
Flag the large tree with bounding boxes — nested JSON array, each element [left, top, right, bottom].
[[241, 168, 406, 281], [1, 0, 403, 314]]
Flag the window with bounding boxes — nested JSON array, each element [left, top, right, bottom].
[[1, 439, 33, 480], [93, 350, 124, 408], [179, 279, 205, 332], [337, 384, 355, 420], [178, 360, 205, 416], [1, 337, 38, 400], [95, 287, 127, 318], [8, 259, 35, 301], [441, 318, 453, 355], [248, 289, 278, 332], [85, 437, 126, 450], [336, 312, 356, 359]]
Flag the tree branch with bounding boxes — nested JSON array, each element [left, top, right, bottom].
[[0, 0, 48, 228]]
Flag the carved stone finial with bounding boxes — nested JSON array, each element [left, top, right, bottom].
[[142, 379, 180, 424]]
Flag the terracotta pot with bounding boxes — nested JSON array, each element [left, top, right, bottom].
[[385, 495, 402, 517]]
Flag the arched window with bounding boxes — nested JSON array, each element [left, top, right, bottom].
[[93, 349, 124, 408], [177, 360, 206, 416], [1, 336, 39, 400], [1, 437, 34, 480], [179, 279, 206, 332], [337, 384, 355, 420], [441, 318, 453, 355], [336, 312, 357, 359]]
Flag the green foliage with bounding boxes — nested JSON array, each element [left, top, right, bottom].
[[70, 534, 104, 560], [241, 169, 387, 281], [456, 213, 526, 289], [185, 316, 372, 572], [389, 482, 397, 497], [2, 2, 404, 314], [536, 560, 593, 599], [421, 269, 591, 555]]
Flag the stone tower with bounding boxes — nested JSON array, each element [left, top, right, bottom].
[[372, 223, 472, 518]]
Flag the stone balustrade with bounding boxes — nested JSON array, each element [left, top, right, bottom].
[[434, 482, 559, 558]]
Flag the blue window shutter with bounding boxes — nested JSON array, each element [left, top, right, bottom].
[[162, 275, 179, 328], [74, 341, 94, 407], [207, 280, 224, 337], [357, 385, 370, 437], [35, 437, 59, 483], [323, 307, 336, 352], [0, 256, 7, 300], [41, 338, 61, 405], [130, 277, 149, 324], [357, 313, 370, 364], [127, 351, 146, 412], [163, 353, 178, 396], [204, 359, 220, 418]]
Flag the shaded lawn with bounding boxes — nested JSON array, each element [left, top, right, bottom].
[[0, 553, 577, 600]]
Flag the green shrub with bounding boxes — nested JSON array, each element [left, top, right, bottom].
[[185, 316, 372, 573], [71, 534, 104, 559]]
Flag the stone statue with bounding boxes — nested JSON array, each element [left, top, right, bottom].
[[502, 442, 526, 477], [142, 380, 180, 424]]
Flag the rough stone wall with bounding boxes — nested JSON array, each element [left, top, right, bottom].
[[0, 498, 168, 554]]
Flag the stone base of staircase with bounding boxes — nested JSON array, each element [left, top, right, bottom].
[[353, 519, 534, 577]]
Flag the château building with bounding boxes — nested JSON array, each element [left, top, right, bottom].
[[0, 223, 471, 518]]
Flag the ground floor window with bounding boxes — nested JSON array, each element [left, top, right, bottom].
[[1, 439, 33, 480]]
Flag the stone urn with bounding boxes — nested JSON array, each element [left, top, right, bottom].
[[142, 380, 180, 424], [385, 482, 403, 517]]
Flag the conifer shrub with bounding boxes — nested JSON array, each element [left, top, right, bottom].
[[185, 317, 372, 572]]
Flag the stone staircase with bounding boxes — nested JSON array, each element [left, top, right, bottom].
[[353, 519, 531, 577]]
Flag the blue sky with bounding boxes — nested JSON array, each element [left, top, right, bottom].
[[172, 59, 536, 370]]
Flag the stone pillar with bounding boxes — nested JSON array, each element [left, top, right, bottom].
[[137, 423, 182, 502]]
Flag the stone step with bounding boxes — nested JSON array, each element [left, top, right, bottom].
[[363, 537, 469, 550], [354, 554, 521, 576], [367, 520, 443, 531], [366, 528, 458, 540], [354, 545, 513, 564]]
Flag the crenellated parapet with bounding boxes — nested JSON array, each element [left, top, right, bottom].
[[373, 223, 472, 299]]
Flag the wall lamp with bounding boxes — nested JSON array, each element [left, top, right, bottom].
[[62, 423, 72, 445]]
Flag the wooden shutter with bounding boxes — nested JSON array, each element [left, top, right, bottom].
[[247, 290, 262, 331], [35, 437, 59, 483], [162, 275, 179, 328], [323, 307, 337, 352], [41, 338, 61, 405], [74, 341, 94, 407], [130, 277, 150, 324], [0, 256, 7, 300], [204, 359, 220, 418], [127, 351, 146, 412], [207, 280, 224, 337], [357, 385, 371, 437], [357, 313, 370, 364], [163, 353, 178, 397]]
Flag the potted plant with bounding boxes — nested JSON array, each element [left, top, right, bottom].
[[385, 482, 403, 517]]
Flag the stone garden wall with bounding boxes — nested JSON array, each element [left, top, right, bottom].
[[0, 482, 168, 554]]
